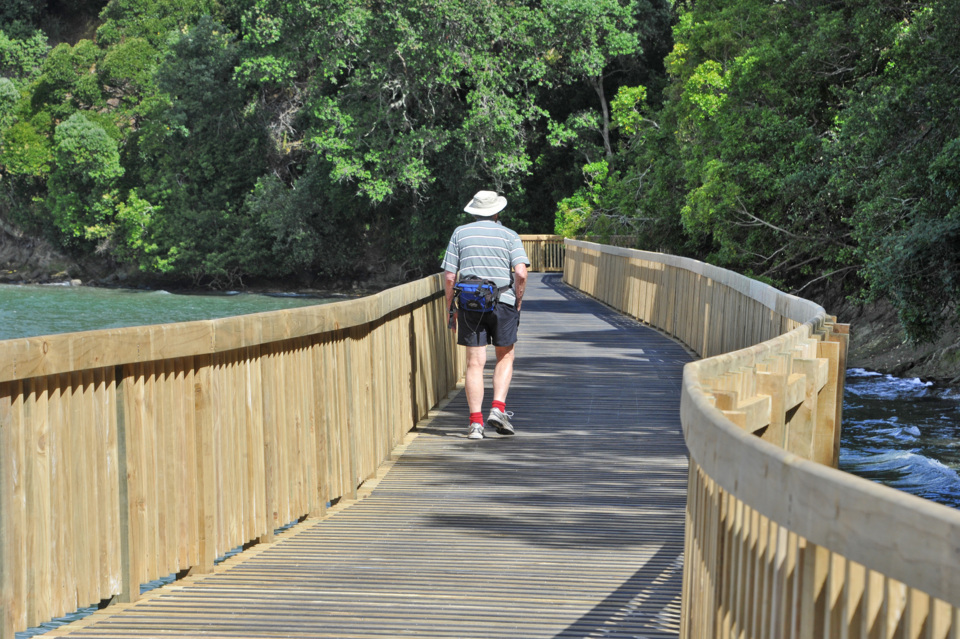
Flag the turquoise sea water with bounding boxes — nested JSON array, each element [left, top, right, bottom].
[[0, 283, 338, 341]]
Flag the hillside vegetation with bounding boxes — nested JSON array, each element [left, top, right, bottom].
[[0, 0, 957, 344]]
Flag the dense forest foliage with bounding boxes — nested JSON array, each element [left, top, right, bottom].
[[0, 0, 957, 341]]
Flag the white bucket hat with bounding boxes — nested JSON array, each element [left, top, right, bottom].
[[463, 190, 507, 216]]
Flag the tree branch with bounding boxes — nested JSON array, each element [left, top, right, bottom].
[[732, 198, 806, 240], [791, 266, 860, 295]]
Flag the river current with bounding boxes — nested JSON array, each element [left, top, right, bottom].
[[841, 368, 960, 509]]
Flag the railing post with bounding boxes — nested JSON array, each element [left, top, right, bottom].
[[193, 356, 217, 570], [814, 339, 841, 467], [258, 345, 277, 544], [0, 382, 18, 639], [787, 356, 821, 460], [827, 323, 850, 468], [756, 370, 787, 447], [114, 366, 139, 603], [343, 330, 359, 500]]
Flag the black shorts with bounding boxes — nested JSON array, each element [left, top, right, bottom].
[[457, 303, 520, 347]]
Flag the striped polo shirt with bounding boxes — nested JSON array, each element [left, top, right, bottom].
[[441, 219, 530, 307]]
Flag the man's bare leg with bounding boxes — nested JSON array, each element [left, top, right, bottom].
[[465, 345, 487, 414], [492, 344, 516, 403]]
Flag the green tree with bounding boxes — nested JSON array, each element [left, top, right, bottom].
[[235, 0, 672, 277], [603, 0, 880, 282], [47, 112, 123, 246], [0, 28, 49, 84], [137, 16, 268, 284], [836, 0, 960, 341], [0, 1, 45, 37], [96, 0, 219, 46], [31, 39, 108, 123], [542, 0, 640, 161], [241, 160, 365, 280]]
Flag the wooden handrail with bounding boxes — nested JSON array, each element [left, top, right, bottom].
[[519, 235, 565, 272], [519, 235, 636, 272], [563, 239, 960, 638], [0, 274, 464, 638], [6, 239, 957, 638]]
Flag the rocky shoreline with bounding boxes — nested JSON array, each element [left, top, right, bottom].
[[833, 299, 960, 387], [3, 227, 957, 386], [0, 225, 90, 286]]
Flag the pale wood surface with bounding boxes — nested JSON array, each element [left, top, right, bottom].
[[0, 274, 463, 639], [563, 240, 960, 637], [6, 241, 960, 638], [45, 273, 692, 638], [520, 235, 565, 272]]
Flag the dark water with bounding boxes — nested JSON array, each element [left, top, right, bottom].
[[0, 283, 338, 341], [840, 369, 960, 509]]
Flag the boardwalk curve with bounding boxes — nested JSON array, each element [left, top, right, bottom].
[[51, 273, 692, 639]]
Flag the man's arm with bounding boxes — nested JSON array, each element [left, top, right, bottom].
[[513, 263, 528, 311], [444, 270, 458, 329]]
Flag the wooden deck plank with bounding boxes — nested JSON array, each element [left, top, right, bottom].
[[57, 273, 692, 639]]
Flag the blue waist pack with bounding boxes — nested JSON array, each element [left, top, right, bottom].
[[454, 277, 505, 312]]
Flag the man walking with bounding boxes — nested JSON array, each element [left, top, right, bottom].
[[442, 190, 530, 439]]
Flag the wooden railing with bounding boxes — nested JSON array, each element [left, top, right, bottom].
[[520, 235, 565, 272], [520, 235, 637, 272], [564, 240, 960, 639], [0, 274, 464, 638]]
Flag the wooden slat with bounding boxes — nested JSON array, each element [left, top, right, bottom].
[[24, 376, 51, 626], [53, 373, 71, 616], [0, 382, 25, 637], [193, 356, 216, 573]]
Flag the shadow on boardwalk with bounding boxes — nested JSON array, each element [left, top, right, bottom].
[[53, 272, 692, 639]]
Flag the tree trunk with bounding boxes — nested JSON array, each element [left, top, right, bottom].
[[590, 75, 614, 161]]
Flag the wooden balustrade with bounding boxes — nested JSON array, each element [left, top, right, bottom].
[[519, 235, 636, 272], [6, 238, 958, 638], [520, 235, 565, 272], [0, 274, 464, 639], [564, 239, 960, 639]]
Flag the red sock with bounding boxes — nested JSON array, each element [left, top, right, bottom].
[[492, 400, 506, 413], [470, 412, 483, 424]]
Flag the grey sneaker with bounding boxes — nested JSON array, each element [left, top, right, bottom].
[[467, 423, 484, 439], [487, 408, 515, 435]]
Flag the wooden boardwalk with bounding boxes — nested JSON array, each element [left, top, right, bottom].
[[52, 273, 693, 639]]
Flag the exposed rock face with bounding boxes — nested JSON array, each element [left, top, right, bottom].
[[0, 226, 74, 284], [836, 299, 960, 386]]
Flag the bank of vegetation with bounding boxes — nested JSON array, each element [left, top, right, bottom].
[[0, 0, 957, 345]]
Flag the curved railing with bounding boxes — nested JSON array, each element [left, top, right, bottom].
[[564, 240, 960, 638], [0, 274, 463, 638]]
